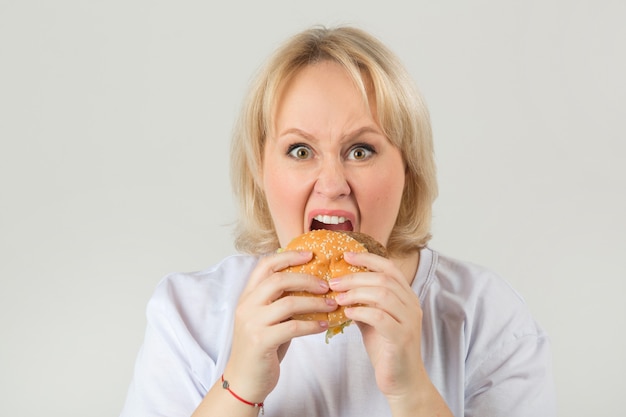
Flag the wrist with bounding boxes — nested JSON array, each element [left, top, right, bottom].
[[386, 381, 452, 417], [221, 374, 265, 415], [221, 362, 275, 404]]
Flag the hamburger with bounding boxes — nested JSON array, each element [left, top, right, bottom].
[[281, 229, 387, 342]]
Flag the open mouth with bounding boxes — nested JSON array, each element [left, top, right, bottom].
[[310, 214, 354, 232]]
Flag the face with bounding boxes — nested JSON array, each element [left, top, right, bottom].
[[262, 61, 406, 248]]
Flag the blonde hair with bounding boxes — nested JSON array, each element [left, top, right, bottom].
[[230, 26, 437, 256]]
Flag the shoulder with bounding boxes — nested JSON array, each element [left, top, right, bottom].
[[419, 249, 556, 415], [145, 254, 259, 332], [150, 254, 259, 307], [420, 248, 548, 364], [119, 255, 260, 415], [420, 249, 530, 322], [424, 249, 525, 303]]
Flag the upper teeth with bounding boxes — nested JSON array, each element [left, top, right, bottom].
[[314, 214, 347, 225]]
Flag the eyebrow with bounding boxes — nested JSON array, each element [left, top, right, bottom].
[[277, 126, 386, 142]]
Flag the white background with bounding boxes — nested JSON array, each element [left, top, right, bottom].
[[1, 1, 624, 416]]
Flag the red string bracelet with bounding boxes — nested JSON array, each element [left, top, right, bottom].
[[221, 374, 265, 415]]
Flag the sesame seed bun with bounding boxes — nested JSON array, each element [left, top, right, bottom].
[[281, 229, 387, 341]]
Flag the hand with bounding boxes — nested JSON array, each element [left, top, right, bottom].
[[223, 250, 336, 404], [330, 252, 426, 400]]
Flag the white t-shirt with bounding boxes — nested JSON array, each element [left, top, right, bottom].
[[120, 248, 556, 416]]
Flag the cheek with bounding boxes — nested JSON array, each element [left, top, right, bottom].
[[357, 167, 405, 239], [368, 173, 404, 211], [263, 167, 309, 242], [263, 170, 292, 216]]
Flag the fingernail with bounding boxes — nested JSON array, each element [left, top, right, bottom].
[[328, 278, 340, 287], [319, 280, 329, 290], [319, 321, 329, 329], [325, 297, 337, 306]]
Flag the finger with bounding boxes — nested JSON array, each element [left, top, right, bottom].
[[242, 250, 313, 296], [249, 271, 331, 308], [266, 293, 338, 324], [236, 274, 329, 328], [344, 305, 398, 336], [343, 251, 406, 285], [346, 303, 423, 345], [336, 285, 405, 322], [330, 270, 408, 307], [268, 271, 331, 294], [263, 318, 330, 346]]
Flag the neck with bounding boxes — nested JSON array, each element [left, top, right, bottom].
[[392, 249, 420, 286]]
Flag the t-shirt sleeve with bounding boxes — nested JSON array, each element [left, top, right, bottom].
[[119, 276, 215, 417], [461, 272, 557, 417], [464, 330, 557, 416], [416, 251, 557, 416], [119, 256, 251, 417]]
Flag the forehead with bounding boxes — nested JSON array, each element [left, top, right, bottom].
[[268, 61, 374, 130]]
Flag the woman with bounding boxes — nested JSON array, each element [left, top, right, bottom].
[[120, 26, 556, 416]]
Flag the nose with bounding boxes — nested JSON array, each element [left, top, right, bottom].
[[313, 158, 351, 200]]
